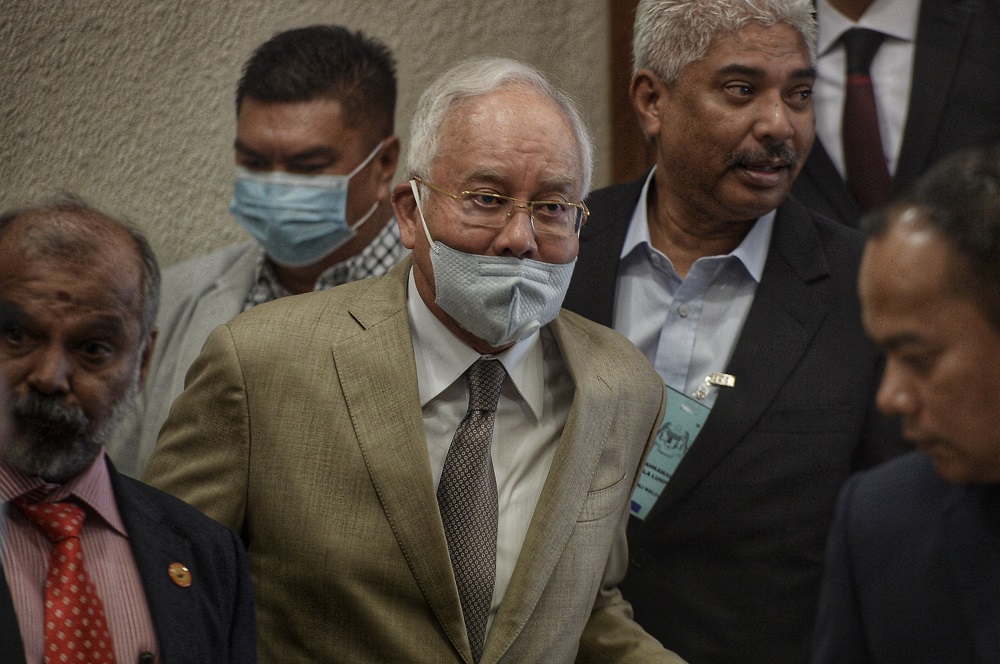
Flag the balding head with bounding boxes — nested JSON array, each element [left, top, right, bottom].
[[0, 197, 160, 482], [0, 197, 160, 339]]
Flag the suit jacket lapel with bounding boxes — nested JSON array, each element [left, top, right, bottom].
[[794, 139, 861, 225], [482, 318, 616, 661], [109, 462, 200, 663], [0, 526, 28, 664], [333, 259, 469, 659], [643, 200, 830, 522], [563, 177, 646, 327], [895, 0, 977, 190]]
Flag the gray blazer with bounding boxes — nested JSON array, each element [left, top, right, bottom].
[[106, 241, 258, 477]]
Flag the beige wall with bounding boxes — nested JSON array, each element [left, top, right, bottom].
[[0, 1, 611, 267]]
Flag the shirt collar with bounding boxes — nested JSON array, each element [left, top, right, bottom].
[[247, 218, 402, 307], [1, 451, 128, 537], [816, 0, 920, 55], [623, 166, 775, 283], [406, 269, 546, 421]]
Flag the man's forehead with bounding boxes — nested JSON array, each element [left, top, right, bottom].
[[0, 216, 145, 321], [702, 21, 812, 67]]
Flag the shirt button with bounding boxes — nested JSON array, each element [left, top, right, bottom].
[[678, 304, 690, 317]]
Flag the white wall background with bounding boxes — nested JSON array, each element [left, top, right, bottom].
[[0, 1, 611, 267]]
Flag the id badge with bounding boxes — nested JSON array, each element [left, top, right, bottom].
[[629, 384, 710, 520]]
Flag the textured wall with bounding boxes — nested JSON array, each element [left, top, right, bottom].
[[0, 1, 611, 266]]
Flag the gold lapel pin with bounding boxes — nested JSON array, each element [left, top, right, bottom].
[[168, 562, 192, 588]]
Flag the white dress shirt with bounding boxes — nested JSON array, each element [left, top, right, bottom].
[[406, 269, 574, 636], [814, 0, 921, 178]]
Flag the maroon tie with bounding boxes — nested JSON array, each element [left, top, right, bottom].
[[14, 499, 117, 663], [841, 27, 892, 212]]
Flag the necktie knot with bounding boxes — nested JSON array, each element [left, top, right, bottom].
[[14, 498, 85, 542], [466, 359, 505, 413], [841, 28, 885, 75]]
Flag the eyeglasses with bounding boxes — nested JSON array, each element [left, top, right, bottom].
[[413, 178, 588, 237]]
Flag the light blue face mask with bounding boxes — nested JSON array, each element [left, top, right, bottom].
[[409, 180, 576, 347], [228, 140, 383, 267]]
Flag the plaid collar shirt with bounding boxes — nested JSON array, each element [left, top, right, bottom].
[[243, 218, 407, 311]]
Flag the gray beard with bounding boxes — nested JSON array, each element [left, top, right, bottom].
[[2, 375, 139, 484]]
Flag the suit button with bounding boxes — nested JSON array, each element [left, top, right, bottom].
[[630, 547, 651, 568]]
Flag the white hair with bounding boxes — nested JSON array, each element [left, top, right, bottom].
[[406, 56, 595, 199], [633, 0, 816, 84]]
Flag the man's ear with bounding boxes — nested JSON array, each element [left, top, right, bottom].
[[138, 327, 157, 390], [391, 181, 420, 250], [374, 135, 401, 202], [630, 69, 667, 140]]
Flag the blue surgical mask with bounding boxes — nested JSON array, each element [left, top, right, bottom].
[[409, 180, 575, 347], [229, 140, 384, 267]]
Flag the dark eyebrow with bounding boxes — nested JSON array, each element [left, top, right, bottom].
[[879, 332, 923, 353], [233, 140, 341, 164], [79, 316, 128, 338], [717, 64, 816, 81]]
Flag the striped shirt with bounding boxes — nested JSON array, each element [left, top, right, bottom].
[[1, 452, 159, 662]]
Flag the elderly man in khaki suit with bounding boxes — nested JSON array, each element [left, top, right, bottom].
[[145, 57, 684, 663]]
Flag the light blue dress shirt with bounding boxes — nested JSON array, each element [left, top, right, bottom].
[[613, 170, 774, 408]]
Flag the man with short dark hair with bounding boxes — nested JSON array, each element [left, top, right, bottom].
[[0, 199, 255, 664], [563, 1, 905, 662], [814, 145, 1000, 663], [109, 25, 405, 477]]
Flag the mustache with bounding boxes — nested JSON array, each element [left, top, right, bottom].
[[725, 143, 799, 171], [10, 392, 89, 439]]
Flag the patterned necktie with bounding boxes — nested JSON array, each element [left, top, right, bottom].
[[14, 498, 116, 664], [841, 27, 892, 212], [437, 358, 505, 663]]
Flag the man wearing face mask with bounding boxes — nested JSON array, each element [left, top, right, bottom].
[[144, 57, 684, 663], [106, 25, 404, 478]]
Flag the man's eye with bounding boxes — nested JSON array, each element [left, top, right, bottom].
[[2, 326, 29, 347], [726, 84, 753, 96], [534, 202, 570, 217], [78, 341, 115, 364], [467, 193, 506, 208], [288, 164, 328, 175], [898, 350, 936, 375]]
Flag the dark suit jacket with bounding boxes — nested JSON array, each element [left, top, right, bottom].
[[562, 176, 906, 664], [813, 451, 1000, 663], [0, 458, 256, 664], [792, 0, 1000, 227]]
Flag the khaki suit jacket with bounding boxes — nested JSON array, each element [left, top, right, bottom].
[[144, 257, 683, 664]]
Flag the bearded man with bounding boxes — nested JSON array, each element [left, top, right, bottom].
[[0, 198, 255, 664]]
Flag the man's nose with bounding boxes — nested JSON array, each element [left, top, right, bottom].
[[874, 360, 917, 419], [26, 346, 72, 395], [494, 206, 539, 259]]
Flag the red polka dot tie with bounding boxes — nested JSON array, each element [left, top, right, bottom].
[[14, 499, 116, 663]]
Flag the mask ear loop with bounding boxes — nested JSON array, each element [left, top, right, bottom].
[[347, 138, 386, 179], [344, 139, 388, 231], [409, 179, 439, 253], [350, 201, 379, 231]]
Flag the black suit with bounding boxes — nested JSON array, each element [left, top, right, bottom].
[[563, 176, 905, 664], [792, 0, 1000, 226], [814, 452, 1000, 663], [1, 458, 256, 664]]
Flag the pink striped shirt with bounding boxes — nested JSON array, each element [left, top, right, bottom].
[[1, 451, 160, 663]]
